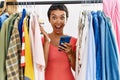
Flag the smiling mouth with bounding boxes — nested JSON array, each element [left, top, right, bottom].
[[55, 26, 62, 29], [55, 27, 61, 29], [55, 27, 63, 33]]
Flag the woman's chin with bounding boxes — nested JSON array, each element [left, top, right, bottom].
[[55, 32, 63, 35]]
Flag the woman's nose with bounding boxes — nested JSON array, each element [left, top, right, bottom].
[[56, 18, 62, 24]]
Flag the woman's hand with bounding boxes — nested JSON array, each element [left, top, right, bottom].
[[40, 25, 50, 42], [58, 42, 73, 55]]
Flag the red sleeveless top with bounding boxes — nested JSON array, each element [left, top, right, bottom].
[[45, 37, 77, 80]]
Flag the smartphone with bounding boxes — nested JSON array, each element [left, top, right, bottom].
[[59, 36, 71, 46]]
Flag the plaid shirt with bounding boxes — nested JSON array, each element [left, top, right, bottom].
[[6, 16, 21, 80], [0, 14, 17, 80]]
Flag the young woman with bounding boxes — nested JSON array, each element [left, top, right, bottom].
[[40, 4, 77, 80]]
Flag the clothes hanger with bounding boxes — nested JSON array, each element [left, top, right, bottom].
[[0, 1, 4, 8], [6, 0, 18, 15], [0, 0, 7, 15]]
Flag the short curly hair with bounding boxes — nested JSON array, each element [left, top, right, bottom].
[[47, 4, 69, 21]]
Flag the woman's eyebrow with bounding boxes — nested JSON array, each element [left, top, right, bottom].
[[50, 13, 65, 17], [61, 14, 65, 16]]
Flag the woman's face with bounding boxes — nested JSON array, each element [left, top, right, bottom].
[[49, 9, 67, 35]]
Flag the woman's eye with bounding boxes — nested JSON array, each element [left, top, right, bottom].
[[52, 16, 56, 20], [61, 16, 65, 20]]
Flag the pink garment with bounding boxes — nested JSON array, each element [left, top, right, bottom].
[[29, 14, 45, 80], [45, 37, 77, 80], [103, 0, 120, 53]]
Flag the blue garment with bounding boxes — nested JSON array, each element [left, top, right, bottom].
[[98, 11, 120, 80], [97, 11, 106, 80], [18, 8, 26, 44], [0, 13, 9, 30], [86, 12, 96, 80], [92, 11, 102, 80], [102, 12, 120, 80]]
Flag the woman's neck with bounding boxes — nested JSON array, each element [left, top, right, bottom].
[[50, 32, 64, 38]]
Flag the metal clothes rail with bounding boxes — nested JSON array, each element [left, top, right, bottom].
[[6, 0, 102, 5]]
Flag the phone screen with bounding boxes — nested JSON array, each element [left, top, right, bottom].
[[59, 36, 71, 46]]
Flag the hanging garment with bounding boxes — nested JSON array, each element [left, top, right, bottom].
[[103, 0, 120, 53], [7, 13, 19, 49], [86, 12, 96, 80], [18, 8, 26, 44], [29, 14, 37, 80], [34, 15, 45, 80], [20, 21, 25, 80], [103, 12, 120, 80], [5, 13, 19, 79], [0, 12, 9, 31], [76, 11, 89, 80], [20, 10, 27, 68], [75, 11, 83, 78], [23, 17, 35, 80], [20, 22, 25, 67], [92, 11, 102, 80], [97, 11, 120, 80], [6, 16, 21, 80], [29, 13, 45, 80], [0, 13, 18, 80], [97, 11, 106, 80]]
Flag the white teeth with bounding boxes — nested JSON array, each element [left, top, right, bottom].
[[56, 26, 60, 28], [56, 26, 61, 29]]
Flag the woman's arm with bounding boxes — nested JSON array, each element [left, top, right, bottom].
[[67, 51, 76, 71], [43, 40, 50, 67]]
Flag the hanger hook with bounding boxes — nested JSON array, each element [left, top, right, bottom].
[[84, 0, 86, 4]]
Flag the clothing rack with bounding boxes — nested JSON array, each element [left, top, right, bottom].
[[6, 0, 102, 5]]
